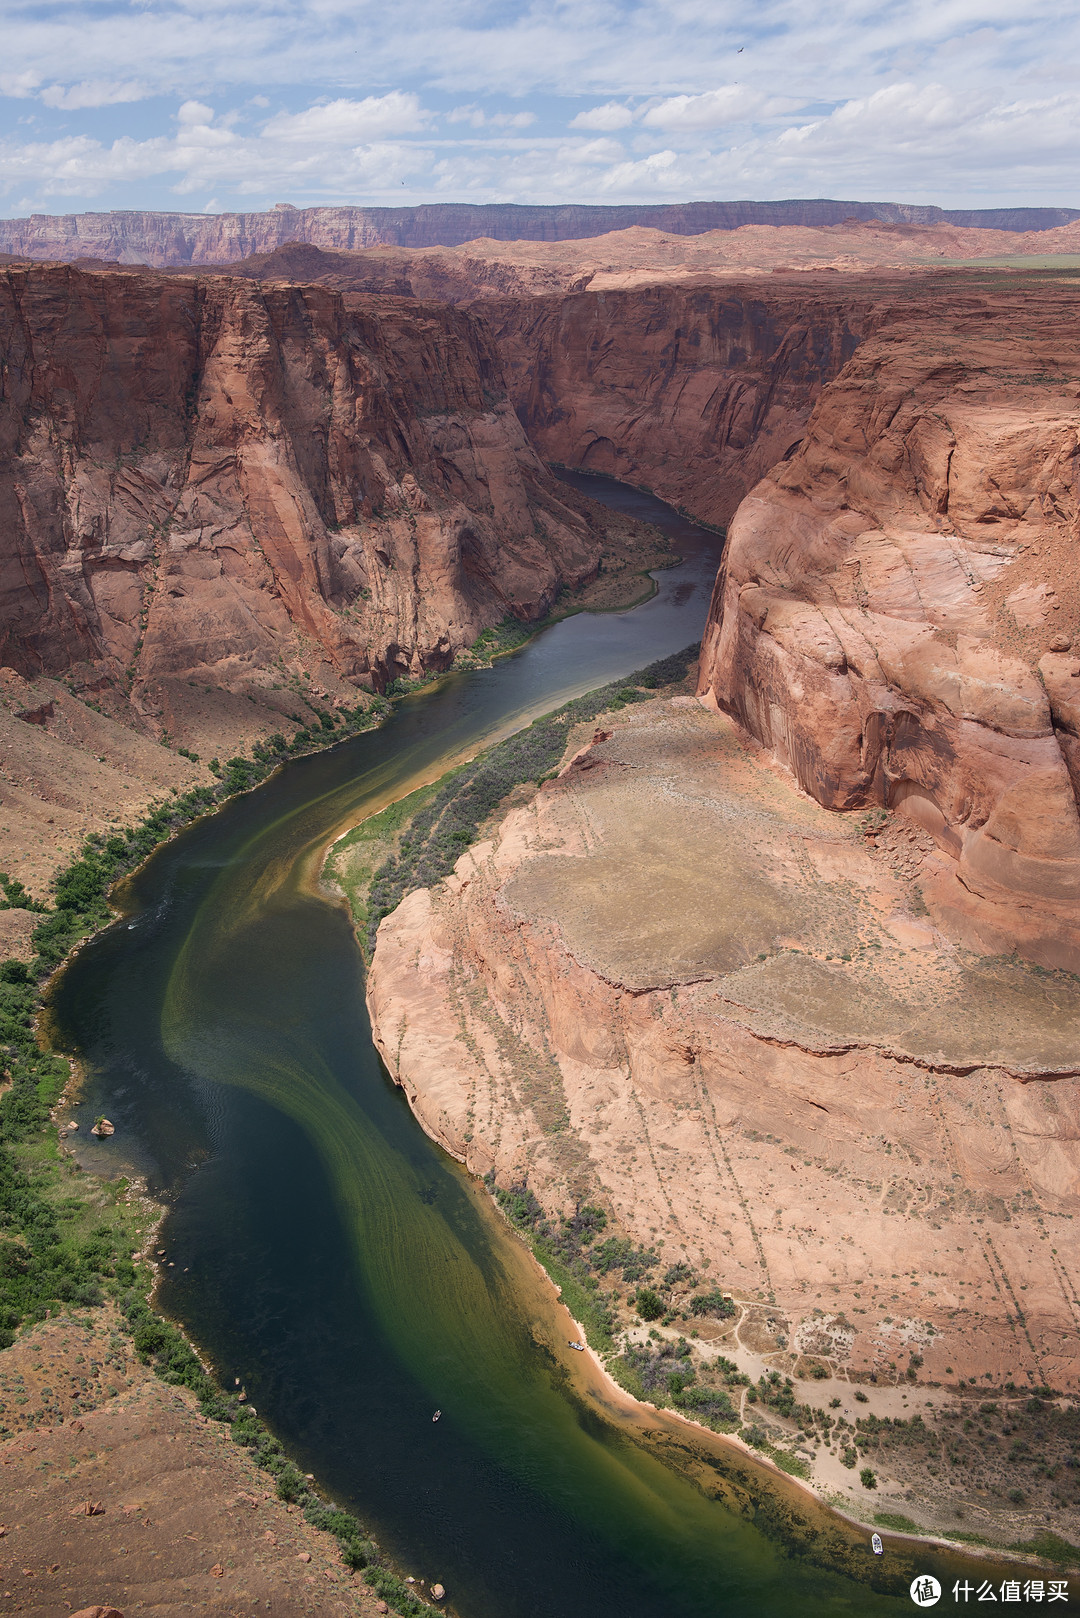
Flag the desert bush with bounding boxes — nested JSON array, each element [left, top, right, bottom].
[[689, 1289, 735, 1319], [636, 1287, 665, 1322]]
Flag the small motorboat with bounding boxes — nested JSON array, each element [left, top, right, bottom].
[[871, 1533, 883, 1556], [432, 1410, 441, 1422], [568, 1341, 585, 1352]]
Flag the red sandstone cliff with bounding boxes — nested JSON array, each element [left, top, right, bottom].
[[486, 283, 878, 526], [697, 293, 1080, 970], [366, 694, 1080, 1531], [0, 262, 601, 717]]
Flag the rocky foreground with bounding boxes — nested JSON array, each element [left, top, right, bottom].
[[0, 1311, 387, 1617], [367, 693, 1080, 1538]]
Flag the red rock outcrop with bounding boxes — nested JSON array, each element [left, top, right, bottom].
[[0, 261, 602, 714], [486, 283, 880, 526], [2, 200, 1075, 267], [697, 291, 1080, 970], [366, 697, 1080, 1534], [217, 222, 1080, 312], [221, 221, 1080, 310]]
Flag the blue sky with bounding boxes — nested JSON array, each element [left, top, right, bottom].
[[1, 0, 1078, 215]]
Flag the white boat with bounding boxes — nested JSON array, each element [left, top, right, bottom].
[[871, 1533, 883, 1556], [432, 1410, 441, 1422], [568, 1341, 585, 1352]]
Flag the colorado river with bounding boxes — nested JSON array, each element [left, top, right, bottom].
[[49, 474, 998, 1617]]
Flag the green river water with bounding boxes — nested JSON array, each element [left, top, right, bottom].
[[49, 475, 1018, 1618]]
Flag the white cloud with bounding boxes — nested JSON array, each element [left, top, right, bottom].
[[0, 96, 431, 202], [489, 110, 535, 129], [178, 101, 216, 128], [770, 81, 1080, 179], [40, 79, 151, 111], [261, 92, 429, 144], [0, 71, 41, 100], [569, 102, 633, 131], [446, 105, 535, 130], [555, 137, 626, 166], [1, 2, 1080, 210], [640, 87, 767, 130]]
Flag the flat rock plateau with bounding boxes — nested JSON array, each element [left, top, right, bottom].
[[368, 694, 1080, 1539], [3, 210, 1080, 1568]]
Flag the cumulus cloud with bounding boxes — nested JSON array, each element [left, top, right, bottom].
[[1, 1, 1080, 210], [569, 102, 633, 131], [639, 86, 768, 130], [771, 81, 1080, 181], [261, 91, 429, 143], [0, 97, 431, 202]]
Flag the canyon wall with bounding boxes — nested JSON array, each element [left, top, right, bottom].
[[0, 261, 601, 718], [487, 283, 879, 526], [367, 699, 1080, 1442], [1, 200, 1076, 267], [697, 288, 1080, 970]]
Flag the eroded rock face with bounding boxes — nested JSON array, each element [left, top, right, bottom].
[[367, 701, 1080, 1396], [486, 284, 877, 526], [697, 300, 1080, 970], [0, 263, 599, 709]]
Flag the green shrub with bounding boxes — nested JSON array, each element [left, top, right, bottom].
[[860, 1467, 878, 1490], [1010, 1531, 1080, 1566], [0, 873, 46, 913], [675, 1385, 738, 1427], [689, 1289, 735, 1319], [636, 1287, 664, 1322], [875, 1512, 919, 1533]]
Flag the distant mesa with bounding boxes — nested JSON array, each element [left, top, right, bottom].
[[1, 197, 1078, 266]]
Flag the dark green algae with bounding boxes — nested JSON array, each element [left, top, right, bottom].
[[45, 475, 1030, 1618]]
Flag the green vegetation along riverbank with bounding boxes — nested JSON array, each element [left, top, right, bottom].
[[336, 650, 1080, 1575], [0, 699, 451, 1616], [327, 644, 699, 957]]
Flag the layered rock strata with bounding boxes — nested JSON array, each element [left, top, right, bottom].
[[0, 261, 604, 712], [486, 283, 878, 527], [220, 222, 1080, 310], [2, 200, 1075, 267], [367, 699, 1080, 1395], [697, 294, 1080, 970]]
